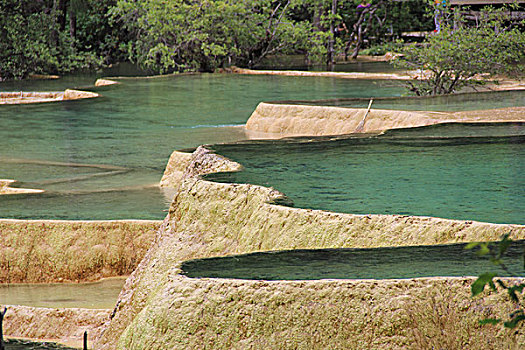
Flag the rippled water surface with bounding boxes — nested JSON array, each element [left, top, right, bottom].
[[181, 241, 525, 280]]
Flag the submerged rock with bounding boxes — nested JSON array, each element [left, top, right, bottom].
[[0, 90, 99, 105], [0, 179, 43, 195]]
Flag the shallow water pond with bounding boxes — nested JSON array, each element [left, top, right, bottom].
[[1, 72, 523, 221], [0, 278, 124, 309], [0, 74, 402, 220]]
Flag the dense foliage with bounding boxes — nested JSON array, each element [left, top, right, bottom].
[[0, 0, 125, 80], [396, 7, 525, 95], [0, 0, 436, 79], [111, 0, 331, 73], [2, 0, 523, 84]]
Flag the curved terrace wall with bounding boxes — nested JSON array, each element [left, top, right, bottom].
[[160, 146, 242, 188], [116, 276, 523, 349], [97, 146, 525, 349]]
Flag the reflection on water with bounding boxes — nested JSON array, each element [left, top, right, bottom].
[[207, 123, 525, 224], [0, 278, 124, 309], [256, 56, 401, 73], [181, 241, 525, 280]]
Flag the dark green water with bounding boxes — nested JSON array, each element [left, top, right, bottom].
[[256, 55, 401, 73], [207, 123, 525, 225], [273, 89, 525, 112], [181, 241, 525, 280], [0, 278, 124, 309], [0, 74, 403, 220], [3, 339, 75, 350]]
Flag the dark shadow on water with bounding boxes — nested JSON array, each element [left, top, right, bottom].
[[181, 241, 525, 281]]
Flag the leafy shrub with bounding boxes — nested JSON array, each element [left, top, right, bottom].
[[394, 7, 525, 95]]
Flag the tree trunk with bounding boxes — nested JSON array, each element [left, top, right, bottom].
[[313, 4, 324, 31], [69, 8, 76, 43], [351, 25, 363, 59], [327, 0, 337, 66], [50, 0, 59, 46], [58, 0, 68, 31]]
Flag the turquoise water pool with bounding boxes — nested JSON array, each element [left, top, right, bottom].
[[0, 72, 523, 221], [277, 89, 525, 112], [0, 74, 402, 219], [207, 123, 524, 225]]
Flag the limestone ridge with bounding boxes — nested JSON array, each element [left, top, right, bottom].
[[0, 220, 159, 283], [160, 145, 243, 188], [246, 103, 525, 137], [96, 145, 525, 349], [0, 90, 99, 105], [0, 179, 43, 195], [4, 306, 111, 348]]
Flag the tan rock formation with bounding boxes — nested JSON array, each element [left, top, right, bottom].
[[0, 90, 99, 104], [228, 66, 414, 80], [4, 305, 111, 348], [226, 67, 525, 92], [160, 146, 242, 188], [95, 79, 119, 87], [0, 179, 43, 195], [97, 147, 525, 349], [245, 103, 525, 137], [0, 219, 160, 283], [27, 74, 60, 80], [63, 89, 99, 101], [116, 276, 524, 350]]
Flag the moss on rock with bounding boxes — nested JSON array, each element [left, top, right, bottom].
[[97, 173, 524, 349], [0, 220, 160, 283]]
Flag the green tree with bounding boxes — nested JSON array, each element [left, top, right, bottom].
[[0, 0, 122, 80], [395, 7, 525, 95], [110, 0, 330, 74], [467, 234, 525, 328]]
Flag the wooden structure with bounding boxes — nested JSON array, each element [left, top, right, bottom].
[[450, 0, 525, 22]]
